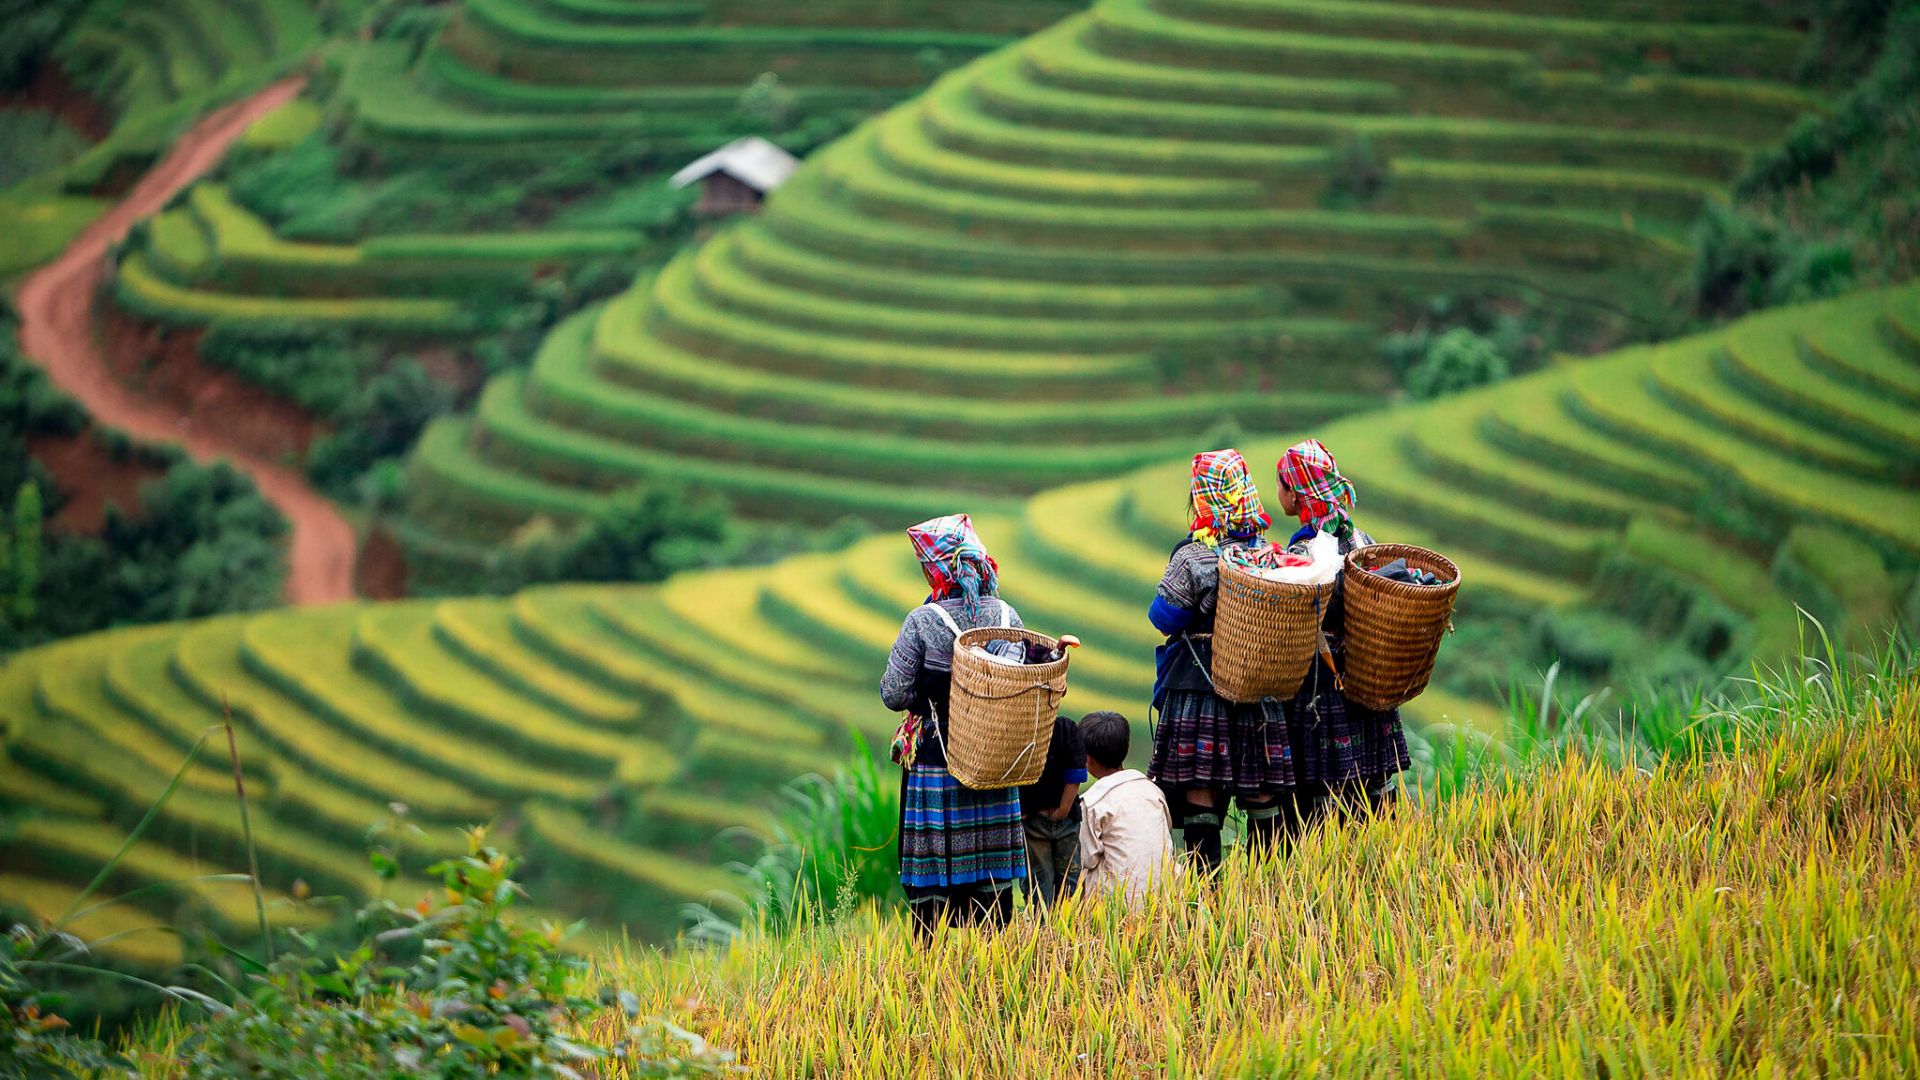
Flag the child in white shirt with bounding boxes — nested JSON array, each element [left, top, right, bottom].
[[1076, 711, 1177, 904]]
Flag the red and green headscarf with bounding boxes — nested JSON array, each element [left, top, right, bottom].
[[1277, 438, 1357, 540], [907, 513, 1000, 618], [1188, 449, 1270, 548]]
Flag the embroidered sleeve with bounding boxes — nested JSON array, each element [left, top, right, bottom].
[[880, 611, 926, 712]]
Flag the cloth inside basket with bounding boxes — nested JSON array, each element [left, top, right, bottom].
[[1368, 557, 1452, 587]]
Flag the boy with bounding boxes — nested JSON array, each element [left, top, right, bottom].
[[1076, 711, 1177, 904], [1020, 713, 1088, 907]]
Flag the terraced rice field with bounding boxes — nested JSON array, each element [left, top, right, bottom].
[[99, 0, 1085, 359], [48, 0, 326, 190], [7, 286, 1916, 961], [338, 0, 1082, 163], [118, 179, 646, 332], [402, 0, 1829, 547], [0, 0, 328, 278]]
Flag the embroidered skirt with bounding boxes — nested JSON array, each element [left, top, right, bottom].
[[1149, 690, 1293, 796], [1285, 673, 1411, 788], [899, 764, 1027, 898]]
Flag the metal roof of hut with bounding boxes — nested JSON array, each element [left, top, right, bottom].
[[668, 136, 798, 194]]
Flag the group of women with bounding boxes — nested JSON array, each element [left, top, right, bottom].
[[880, 438, 1409, 926]]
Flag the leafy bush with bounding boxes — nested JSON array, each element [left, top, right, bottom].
[[1689, 202, 1855, 318], [488, 480, 737, 589], [0, 0, 85, 92], [736, 72, 798, 131], [1699, 5, 1920, 313], [198, 322, 379, 420], [1320, 134, 1386, 210], [307, 360, 454, 501], [1402, 327, 1508, 400], [0, 109, 90, 188], [687, 734, 901, 945], [154, 827, 735, 1078]]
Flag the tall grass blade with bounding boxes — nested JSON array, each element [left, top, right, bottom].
[[223, 694, 273, 963], [51, 728, 214, 931]]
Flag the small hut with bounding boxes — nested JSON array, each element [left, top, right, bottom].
[[669, 136, 798, 219]]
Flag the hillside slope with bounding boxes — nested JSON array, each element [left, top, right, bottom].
[[99, 0, 1086, 349], [401, 0, 1830, 548], [3, 283, 1915, 959], [599, 679, 1919, 1077]]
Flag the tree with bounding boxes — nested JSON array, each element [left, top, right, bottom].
[[12, 480, 40, 624], [1404, 328, 1510, 400]]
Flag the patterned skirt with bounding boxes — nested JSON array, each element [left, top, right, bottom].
[[1285, 672, 1411, 788], [899, 764, 1027, 899], [1149, 690, 1294, 796]]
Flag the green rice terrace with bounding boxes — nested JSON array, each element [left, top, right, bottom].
[[399, 0, 1832, 552], [97, 0, 1084, 341], [5, 283, 1916, 964], [0, 0, 330, 278]]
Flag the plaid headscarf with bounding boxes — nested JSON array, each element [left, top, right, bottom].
[[1277, 438, 1357, 540], [907, 513, 1000, 619], [1187, 449, 1270, 548]]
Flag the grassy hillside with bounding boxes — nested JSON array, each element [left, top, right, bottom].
[[593, 672, 1919, 1077], [400, 0, 1831, 551], [4, 283, 1915, 966]]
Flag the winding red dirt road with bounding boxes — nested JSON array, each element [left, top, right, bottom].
[[15, 78, 357, 605]]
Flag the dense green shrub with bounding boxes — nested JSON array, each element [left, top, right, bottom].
[[0, 0, 86, 92], [489, 480, 737, 590], [308, 360, 454, 501], [1695, 5, 1920, 314], [1404, 327, 1509, 400], [199, 322, 380, 419], [0, 109, 91, 188], [1689, 201, 1857, 318]]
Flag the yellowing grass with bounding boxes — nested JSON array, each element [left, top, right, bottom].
[[598, 681, 1919, 1077]]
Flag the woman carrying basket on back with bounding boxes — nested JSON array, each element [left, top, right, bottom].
[[881, 514, 1029, 935], [1146, 450, 1296, 872], [1274, 439, 1411, 820]]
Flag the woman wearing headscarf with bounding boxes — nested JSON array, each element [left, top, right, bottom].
[[881, 513, 1028, 935], [1273, 438, 1411, 822], [1146, 450, 1295, 871]]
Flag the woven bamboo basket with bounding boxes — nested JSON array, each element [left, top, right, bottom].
[[1341, 543, 1461, 711], [1211, 553, 1337, 703], [944, 626, 1071, 790]]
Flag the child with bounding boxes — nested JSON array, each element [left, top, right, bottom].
[[1019, 713, 1088, 907], [1076, 711, 1177, 904]]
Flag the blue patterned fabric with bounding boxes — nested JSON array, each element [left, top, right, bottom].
[[899, 765, 1027, 894]]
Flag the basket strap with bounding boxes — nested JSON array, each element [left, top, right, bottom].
[[920, 602, 963, 637]]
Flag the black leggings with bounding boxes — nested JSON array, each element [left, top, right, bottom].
[[908, 885, 1014, 938]]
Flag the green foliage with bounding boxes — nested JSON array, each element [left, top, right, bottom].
[[1320, 133, 1386, 210], [1689, 201, 1855, 318], [156, 827, 735, 1078], [9, 481, 44, 626], [2, 927, 130, 1078], [735, 71, 798, 131], [688, 733, 901, 945], [1698, 5, 1920, 315], [0, 109, 91, 188], [307, 360, 454, 502], [0, 0, 86, 93], [198, 322, 380, 419], [489, 480, 736, 589], [1403, 327, 1510, 400]]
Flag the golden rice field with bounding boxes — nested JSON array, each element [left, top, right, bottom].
[[593, 674, 1919, 1078]]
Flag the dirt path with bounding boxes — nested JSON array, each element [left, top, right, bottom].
[[14, 77, 357, 606]]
